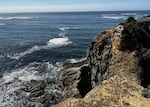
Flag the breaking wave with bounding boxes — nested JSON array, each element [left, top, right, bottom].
[[0, 62, 62, 107], [0, 16, 38, 20], [1, 25, 72, 60], [47, 36, 72, 47], [58, 27, 83, 31], [121, 13, 138, 16], [58, 27, 70, 31], [101, 13, 143, 20], [0, 56, 86, 106], [67, 57, 86, 63], [6, 36, 72, 60], [102, 14, 127, 20], [1, 62, 61, 83]]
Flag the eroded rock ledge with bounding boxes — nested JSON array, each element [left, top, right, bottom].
[[54, 17, 150, 107]]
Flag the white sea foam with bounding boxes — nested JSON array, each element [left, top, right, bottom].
[[101, 13, 145, 20], [0, 16, 38, 20], [7, 36, 72, 60], [67, 57, 86, 63], [121, 13, 137, 16], [2, 65, 40, 83], [58, 27, 83, 31], [102, 14, 127, 20], [59, 27, 70, 31], [0, 62, 62, 106], [1, 62, 60, 83], [47, 36, 72, 47]]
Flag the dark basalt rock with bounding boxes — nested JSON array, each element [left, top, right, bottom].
[[21, 80, 47, 93], [120, 17, 150, 50], [20, 80, 62, 106]]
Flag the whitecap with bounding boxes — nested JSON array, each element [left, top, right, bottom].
[[7, 36, 72, 60], [59, 27, 70, 31], [47, 36, 72, 47], [0, 16, 38, 20], [67, 57, 86, 63], [102, 14, 127, 20], [121, 13, 137, 16]]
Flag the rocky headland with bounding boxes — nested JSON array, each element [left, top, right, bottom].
[[53, 17, 150, 107]]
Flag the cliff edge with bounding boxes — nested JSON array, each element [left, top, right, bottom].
[[54, 17, 150, 107]]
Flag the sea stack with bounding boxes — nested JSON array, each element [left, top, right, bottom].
[[54, 17, 150, 107]]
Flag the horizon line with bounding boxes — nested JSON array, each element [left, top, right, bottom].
[[0, 9, 149, 14]]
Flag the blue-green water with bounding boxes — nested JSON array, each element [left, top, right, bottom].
[[0, 11, 149, 72], [0, 11, 149, 106]]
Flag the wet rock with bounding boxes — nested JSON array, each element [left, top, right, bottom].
[[19, 80, 62, 106], [21, 80, 47, 93]]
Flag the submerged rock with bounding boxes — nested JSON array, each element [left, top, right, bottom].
[[54, 17, 150, 107]]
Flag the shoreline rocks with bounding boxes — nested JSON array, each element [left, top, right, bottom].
[[54, 17, 150, 107], [58, 62, 92, 99]]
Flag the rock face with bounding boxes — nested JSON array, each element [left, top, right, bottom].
[[87, 17, 150, 88], [58, 63, 92, 99], [54, 17, 150, 107]]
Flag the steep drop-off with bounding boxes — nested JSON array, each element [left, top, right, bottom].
[[54, 17, 150, 107]]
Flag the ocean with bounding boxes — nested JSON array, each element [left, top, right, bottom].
[[0, 11, 149, 106]]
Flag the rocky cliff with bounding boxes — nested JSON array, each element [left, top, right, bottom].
[[54, 17, 150, 107]]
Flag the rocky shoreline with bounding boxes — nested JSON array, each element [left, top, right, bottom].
[[53, 17, 150, 107]]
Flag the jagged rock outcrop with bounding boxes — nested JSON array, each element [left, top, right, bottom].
[[54, 17, 150, 107], [87, 17, 150, 88], [58, 63, 92, 99], [20, 80, 62, 106]]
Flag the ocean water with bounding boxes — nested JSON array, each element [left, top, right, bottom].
[[0, 11, 150, 106]]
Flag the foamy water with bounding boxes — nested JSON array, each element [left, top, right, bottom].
[[67, 57, 86, 63], [0, 57, 85, 107], [48, 36, 72, 47], [5, 36, 72, 60], [59, 27, 70, 31], [101, 13, 143, 20], [0, 16, 38, 20], [1, 25, 73, 60], [0, 62, 62, 107], [0, 11, 149, 107]]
